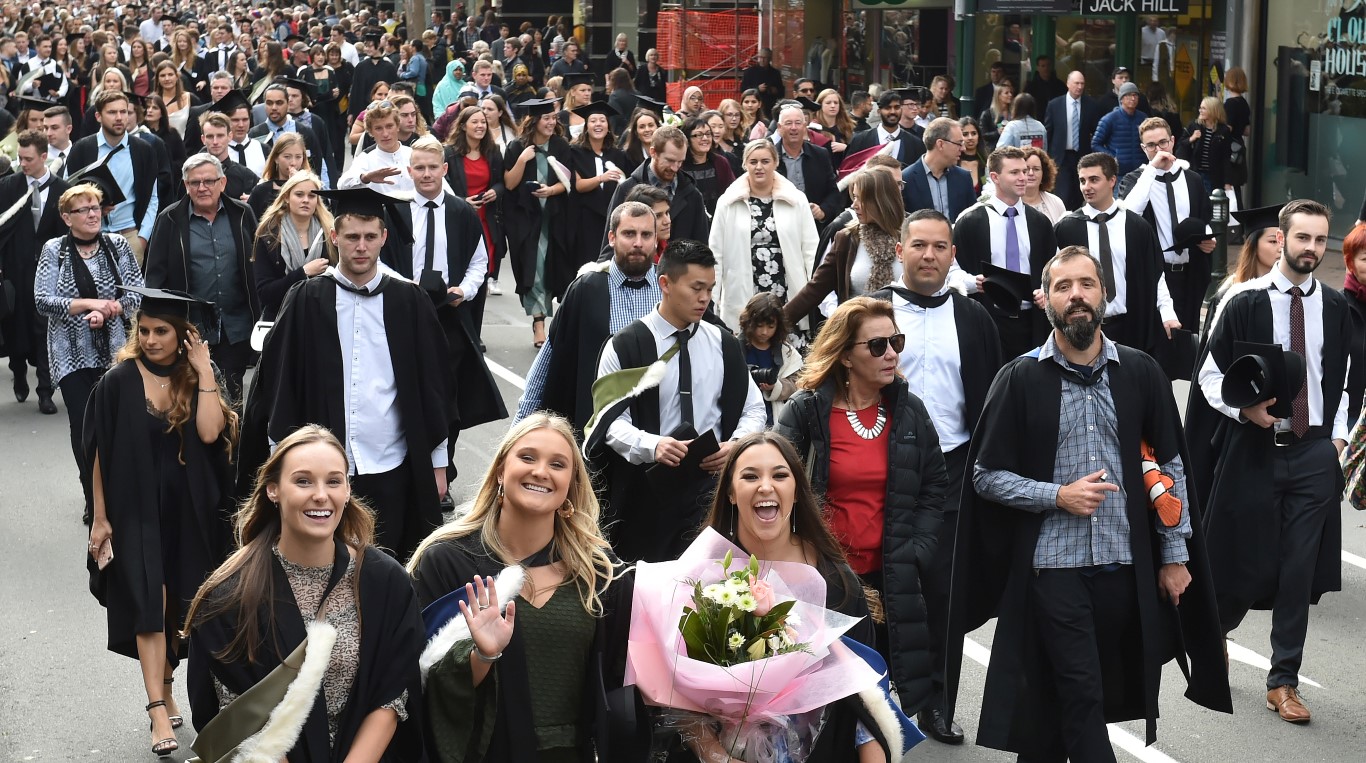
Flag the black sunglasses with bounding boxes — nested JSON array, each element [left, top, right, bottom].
[[851, 333, 906, 356]]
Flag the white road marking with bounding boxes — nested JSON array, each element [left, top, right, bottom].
[[485, 358, 528, 390], [1343, 550, 1366, 571], [962, 637, 1183, 763], [1225, 641, 1322, 688]]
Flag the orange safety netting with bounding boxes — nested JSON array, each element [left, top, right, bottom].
[[666, 79, 742, 112], [657, 9, 759, 72]]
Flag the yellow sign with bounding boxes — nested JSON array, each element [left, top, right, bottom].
[[1173, 44, 1194, 101]]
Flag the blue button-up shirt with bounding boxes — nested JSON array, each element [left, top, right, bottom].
[[974, 334, 1191, 567], [98, 131, 159, 241]]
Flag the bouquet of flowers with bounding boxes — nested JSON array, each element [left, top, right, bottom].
[[627, 528, 884, 762]]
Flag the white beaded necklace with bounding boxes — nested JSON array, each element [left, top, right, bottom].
[[845, 402, 887, 440]]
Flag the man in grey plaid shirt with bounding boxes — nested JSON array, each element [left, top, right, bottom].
[[944, 246, 1231, 762]]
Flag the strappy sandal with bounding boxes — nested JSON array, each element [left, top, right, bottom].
[[163, 678, 183, 729], [145, 700, 179, 758]]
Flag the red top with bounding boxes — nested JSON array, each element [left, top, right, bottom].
[[825, 403, 890, 575], [462, 155, 495, 272]]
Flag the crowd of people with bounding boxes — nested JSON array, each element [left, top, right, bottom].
[[0, 3, 1358, 762]]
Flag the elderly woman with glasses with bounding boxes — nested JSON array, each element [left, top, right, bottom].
[[775, 295, 947, 722], [34, 183, 146, 526]]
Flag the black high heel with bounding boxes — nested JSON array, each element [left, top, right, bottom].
[[163, 678, 183, 729], [146, 700, 178, 757], [532, 316, 546, 348]]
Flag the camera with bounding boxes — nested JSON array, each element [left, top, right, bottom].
[[748, 365, 779, 386]]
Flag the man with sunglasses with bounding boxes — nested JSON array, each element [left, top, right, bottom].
[[1117, 117, 1215, 333], [902, 117, 975, 220], [870, 208, 1002, 744], [948, 245, 1230, 762]]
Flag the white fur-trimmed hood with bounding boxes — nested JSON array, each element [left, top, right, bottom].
[[419, 565, 526, 683], [230, 620, 337, 763]]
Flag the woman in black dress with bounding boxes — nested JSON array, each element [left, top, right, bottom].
[[445, 104, 508, 330], [408, 413, 637, 763], [568, 101, 630, 265], [85, 287, 237, 758], [502, 99, 570, 348], [138, 93, 187, 198], [302, 45, 342, 146]]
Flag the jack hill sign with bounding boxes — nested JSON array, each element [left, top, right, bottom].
[[1083, 0, 1191, 12]]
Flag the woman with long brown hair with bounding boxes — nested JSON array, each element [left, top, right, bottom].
[[170, 29, 203, 95], [783, 169, 905, 322], [153, 60, 198, 138], [251, 170, 337, 319], [616, 105, 658, 174], [127, 38, 151, 97], [246, 132, 309, 219], [775, 296, 946, 726], [814, 88, 854, 166], [408, 413, 633, 763], [184, 425, 425, 762], [445, 103, 509, 314], [85, 285, 238, 758]]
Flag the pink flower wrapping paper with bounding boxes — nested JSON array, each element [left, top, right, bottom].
[[625, 527, 883, 722]]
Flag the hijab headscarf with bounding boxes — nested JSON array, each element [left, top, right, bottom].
[[432, 59, 467, 117]]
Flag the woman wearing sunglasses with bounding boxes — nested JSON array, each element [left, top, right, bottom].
[[775, 295, 947, 722]]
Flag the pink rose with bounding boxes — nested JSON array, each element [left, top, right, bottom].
[[749, 577, 776, 616]]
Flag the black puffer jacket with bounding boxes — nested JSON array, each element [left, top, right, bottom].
[[775, 377, 947, 714]]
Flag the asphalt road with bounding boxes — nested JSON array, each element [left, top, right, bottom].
[[3, 279, 1366, 762]]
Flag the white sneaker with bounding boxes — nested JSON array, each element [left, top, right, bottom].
[[488, 278, 503, 295]]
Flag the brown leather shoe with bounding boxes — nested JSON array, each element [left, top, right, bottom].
[[1266, 685, 1311, 723]]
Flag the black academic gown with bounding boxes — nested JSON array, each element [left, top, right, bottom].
[[0, 171, 69, 359], [348, 57, 399, 118], [84, 359, 234, 661], [387, 192, 508, 432], [409, 534, 646, 763], [568, 144, 630, 272], [1054, 209, 1166, 355], [538, 266, 616, 433], [944, 345, 1231, 756], [1117, 164, 1213, 331], [187, 544, 426, 762], [502, 135, 574, 300], [248, 121, 329, 185], [239, 275, 455, 556], [1184, 285, 1360, 611]]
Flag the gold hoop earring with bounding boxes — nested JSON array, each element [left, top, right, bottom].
[[496, 482, 504, 508], [558, 498, 575, 519]]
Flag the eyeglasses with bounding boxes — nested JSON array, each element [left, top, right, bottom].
[[186, 178, 222, 188], [940, 138, 964, 148], [66, 205, 101, 216], [1140, 138, 1174, 151], [851, 333, 906, 356]]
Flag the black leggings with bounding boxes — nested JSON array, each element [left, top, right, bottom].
[[58, 367, 103, 520]]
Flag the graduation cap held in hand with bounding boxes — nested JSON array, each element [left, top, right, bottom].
[[980, 263, 1032, 316], [69, 161, 128, 208], [1222, 341, 1307, 419], [1165, 218, 1215, 253]]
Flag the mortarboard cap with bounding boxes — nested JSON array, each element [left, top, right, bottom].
[[571, 100, 619, 119], [632, 94, 666, 116], [362, 29, 383, 44], [561, 72, 594, 90], [898, 87, 929, 103], [117, 285, 213, 322], [980, 262, 1032, 316], [1165, 217, 1215, 252], [69, 161, 128, 208], [209, 89, 251, 116], [1230, 203, 1283, 234], [794, 96, 821, 112], [15, 94, 59, 112], [313, 187, 408, 218], [274, 76, 313, 94], [66, 32, 87, 45], [1222, 341, 1306, 419], [518, 97, 560, 117]]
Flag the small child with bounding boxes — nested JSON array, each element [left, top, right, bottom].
[[737, 292, 802, 426]]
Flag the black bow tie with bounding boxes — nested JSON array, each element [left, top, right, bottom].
[[622, 277, 649, 290], [892, 285, 949, 309]]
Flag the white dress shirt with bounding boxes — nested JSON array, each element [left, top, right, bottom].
[[1121, 159, 1193, 260], [229, 139, 268, 177], [946, 195, 1032, 301], [47, 144, 69, 176], [1198, 268, 1351, 440], [1078, 203, 1178, 323], [410, 192, 489, 297], [891, 288, 970, 451], [331, 268, 447, 475], [875, 124, 902, 146], [24, 57, 68, 98], [599, 309, 767, 465]]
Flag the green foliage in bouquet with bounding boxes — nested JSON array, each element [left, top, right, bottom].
[[678, 550, 807, 667]]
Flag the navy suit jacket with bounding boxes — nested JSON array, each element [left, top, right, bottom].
[[901, 159, 977, 220], [1042, 93, 1102, 160]]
